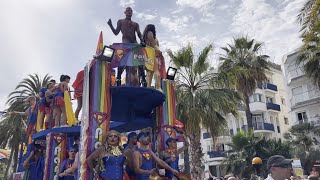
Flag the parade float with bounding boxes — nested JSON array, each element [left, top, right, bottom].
[[13, 7, 190, 180]]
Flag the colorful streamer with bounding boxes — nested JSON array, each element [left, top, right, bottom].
[[44, 133, 68, 180]]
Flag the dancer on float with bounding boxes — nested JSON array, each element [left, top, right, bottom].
[[87, 130, 127, 179], [58, 144, 78, 180], [161, 128, 189, 178], [124, 132, 138, 180], [50, 75, 70, 128], [11, 96, 38, 136], [143, 24, 162, 90], [38, 82, 55, 130], [107, 7, 146, 87], [133, 132, 179, 180], [63, 137, 80, 180], [72, 70, 84, 121], [23, 143, 45, 180]]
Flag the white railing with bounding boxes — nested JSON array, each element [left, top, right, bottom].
[[287, 68, 304, 84]]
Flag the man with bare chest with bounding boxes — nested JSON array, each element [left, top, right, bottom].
[[108, 7, 146, 86]]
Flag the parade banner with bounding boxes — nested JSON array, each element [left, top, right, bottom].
[[110, 43, 156, 69], [44, 133, 68, 180], [79, 59, 111, 180]]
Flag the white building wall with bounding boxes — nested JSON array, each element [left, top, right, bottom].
[[282, 51, 320, 126]]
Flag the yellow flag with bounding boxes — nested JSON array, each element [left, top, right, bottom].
[[145, 47, 155, 71], [64, 91, 77, 126], [36, 111, 41, 132]]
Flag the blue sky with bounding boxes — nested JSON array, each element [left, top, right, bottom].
[[0, 0, 305, 110]]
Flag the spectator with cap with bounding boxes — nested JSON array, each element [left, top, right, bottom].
[[160, 127, 189, 178], [124, 132, 138, 180], [265, 155, 293, 180]]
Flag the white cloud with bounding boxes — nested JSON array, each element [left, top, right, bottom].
[[120, 0, 135, 7], [160, 16, 191, 33], [176, 0, 214, 9], [136, 12, 157, 21], [230, 0, 304, 63], [217, 4, 229, 10]]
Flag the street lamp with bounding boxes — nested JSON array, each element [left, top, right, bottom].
[[94, 45, 115, 62], [166, 67, 177, 81]]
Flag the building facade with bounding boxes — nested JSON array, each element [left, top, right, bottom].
[[282, 51, 320, 127], [199, 62, 291, 177]]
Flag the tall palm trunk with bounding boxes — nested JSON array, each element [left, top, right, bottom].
[[184, 145, 190, 174], [4, 147, 14, 179], [13, 145, 19, 173], [244, 95, 253, 130], [189, 130, 203, 179]]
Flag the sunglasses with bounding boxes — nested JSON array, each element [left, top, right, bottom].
[[69, 150, 76, 153]]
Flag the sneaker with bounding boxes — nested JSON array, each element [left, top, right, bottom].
[[60, 124, 69, 128]]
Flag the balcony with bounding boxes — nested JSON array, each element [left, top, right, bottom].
[[266, 102, 280, 112], [203, 132, 211, 139], [207, 150, 226, 158], [290, 89, 320, 109], [264, 83, 278, 92], [253, 122, 275, 133], [249, 101, 267, 113]]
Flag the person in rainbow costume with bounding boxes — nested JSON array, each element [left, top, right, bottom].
[[23, 143, 45, 180], [124, 132, 138, 180], [38, 81, 55, 130], [72, 70, 84, 121], [50, 75, 70, 128], [87, 130, 127, 180], [133, 132, 179, 180], [58, 144, 78, 180], [161, 129, 189, 179], [11, 96, 38, 136]]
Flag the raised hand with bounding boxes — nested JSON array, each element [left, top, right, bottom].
[[107, 19, 112, 26]]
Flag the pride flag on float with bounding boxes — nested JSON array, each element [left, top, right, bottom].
[[78, 32, 111, 180]]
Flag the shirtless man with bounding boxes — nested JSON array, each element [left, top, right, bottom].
[[107, 7, 146, 87], [133, 132, 178, 180]]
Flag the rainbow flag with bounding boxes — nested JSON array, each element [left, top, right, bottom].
[[79, 59, 111, 180], [44, 133, 68, 180], [96, 31, 103, 56], [156, 80, 177, 151]]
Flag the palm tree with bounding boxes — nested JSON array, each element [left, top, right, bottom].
[[0, 73, 51, 179], [284, 122, 320, 175], [219, 37, 269, 129], [297, 0, 320, 36], [296, 0, 320, 88], [167, 44, 242, 179], [224, 131, 292, 179]]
